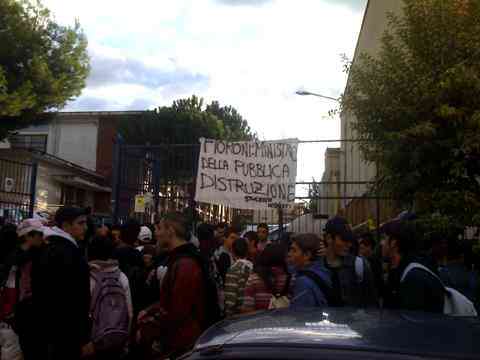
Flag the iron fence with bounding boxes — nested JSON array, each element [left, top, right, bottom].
[[111, 137, 396, 241], [0, 157, 37, 225]]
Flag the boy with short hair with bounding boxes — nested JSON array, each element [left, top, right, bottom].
[[323, 217, 378, 307], [224, 238, 253, 317], [215, 227, 238, 282], [33, 207, 91, 360], [257, 223, 270, 252]]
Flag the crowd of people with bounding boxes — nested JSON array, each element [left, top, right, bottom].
[[0, 207, 479, 360]]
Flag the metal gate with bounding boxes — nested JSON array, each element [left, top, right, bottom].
[[0, 158, 37, 225], [112, 141, 195, 224], [111, 137, 396, 237]]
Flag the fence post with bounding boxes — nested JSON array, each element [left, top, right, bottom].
[[29, 161, 38, 218], [375, 168, 381, 243], [152, 156, 161, 222], [278, 206, 284, 234], [112, 134, 123, 224]]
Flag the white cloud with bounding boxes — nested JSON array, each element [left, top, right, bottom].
[[215, 0, 274, 6], [43, 0, 365, 180]]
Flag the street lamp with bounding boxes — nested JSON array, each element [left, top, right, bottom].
[[295, 90, 339, 103], [296, 89, 346, 213]]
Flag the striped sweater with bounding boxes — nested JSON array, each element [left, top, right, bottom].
[[224, 259, 253, 316], [242, 267, 290, 312]]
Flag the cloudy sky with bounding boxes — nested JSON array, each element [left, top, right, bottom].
[[43, 0, 367, 182]]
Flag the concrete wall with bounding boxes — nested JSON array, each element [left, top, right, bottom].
[[50, 117, 99, 171], [340, 0, 403, 204], [18, 116, 100, 171]]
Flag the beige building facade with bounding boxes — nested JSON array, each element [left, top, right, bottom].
[[340, 0, 402, 223]]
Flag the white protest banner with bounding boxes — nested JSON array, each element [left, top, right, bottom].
[[195, 138, 298, 209]]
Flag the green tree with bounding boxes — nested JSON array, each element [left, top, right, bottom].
[[0, 0, 89, 139], [206, 101, 253, 141], [118, 95, 255, 144], [341, 0, 480, 231]]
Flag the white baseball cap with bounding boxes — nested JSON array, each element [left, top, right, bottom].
[[17, 219, 46, 238], [138, 226, 153, 242]]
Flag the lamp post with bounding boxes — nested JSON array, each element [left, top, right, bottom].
[[295, 90, 339, 102], [296, 90, 346, 214]]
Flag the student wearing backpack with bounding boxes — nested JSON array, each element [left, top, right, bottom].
[[288, 234, 331, 308], [81, 235, 133, 359], [323, 217, 378, 308], [242, 244, 291, 313], [224, 238, 253, 317], [136, 212, 212, 359], [32, 207, 91, 360], [381, 220, 476, 316], [381, 220, 442, 312]]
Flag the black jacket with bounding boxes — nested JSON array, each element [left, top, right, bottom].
[[112, 245, 144, 272], [112, 245, 146, 312], [384, 257, 444, 313], [32, 230, 91, 360], [322, 255, 379, 308]]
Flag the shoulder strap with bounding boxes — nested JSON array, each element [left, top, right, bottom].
[[401, 262, 444, 286], [355, 256, 364, 283], [298, 270, 333, 304]]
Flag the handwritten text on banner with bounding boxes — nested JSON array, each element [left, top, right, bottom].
[[195, 138, 298, 209]]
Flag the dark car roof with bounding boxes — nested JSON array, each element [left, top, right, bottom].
[[194, 308, 480, 359]]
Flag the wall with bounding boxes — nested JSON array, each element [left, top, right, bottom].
[[52, 117, 99, 171], [340, 0, 403, 219], [319, 148, 341, 217], [16, 116, 100, 171]]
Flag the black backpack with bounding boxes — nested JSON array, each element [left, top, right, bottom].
[[297, 270, 335, 306], [176, 249, 223, 329]]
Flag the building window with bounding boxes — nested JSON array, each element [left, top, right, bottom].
[[61, 185, 76, 205], [9, 134, 48, 152]]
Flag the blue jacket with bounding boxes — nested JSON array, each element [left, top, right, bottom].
[[291, 261, 331, 308]]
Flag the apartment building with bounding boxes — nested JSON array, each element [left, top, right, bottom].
[[1, 111, 144, 214]]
